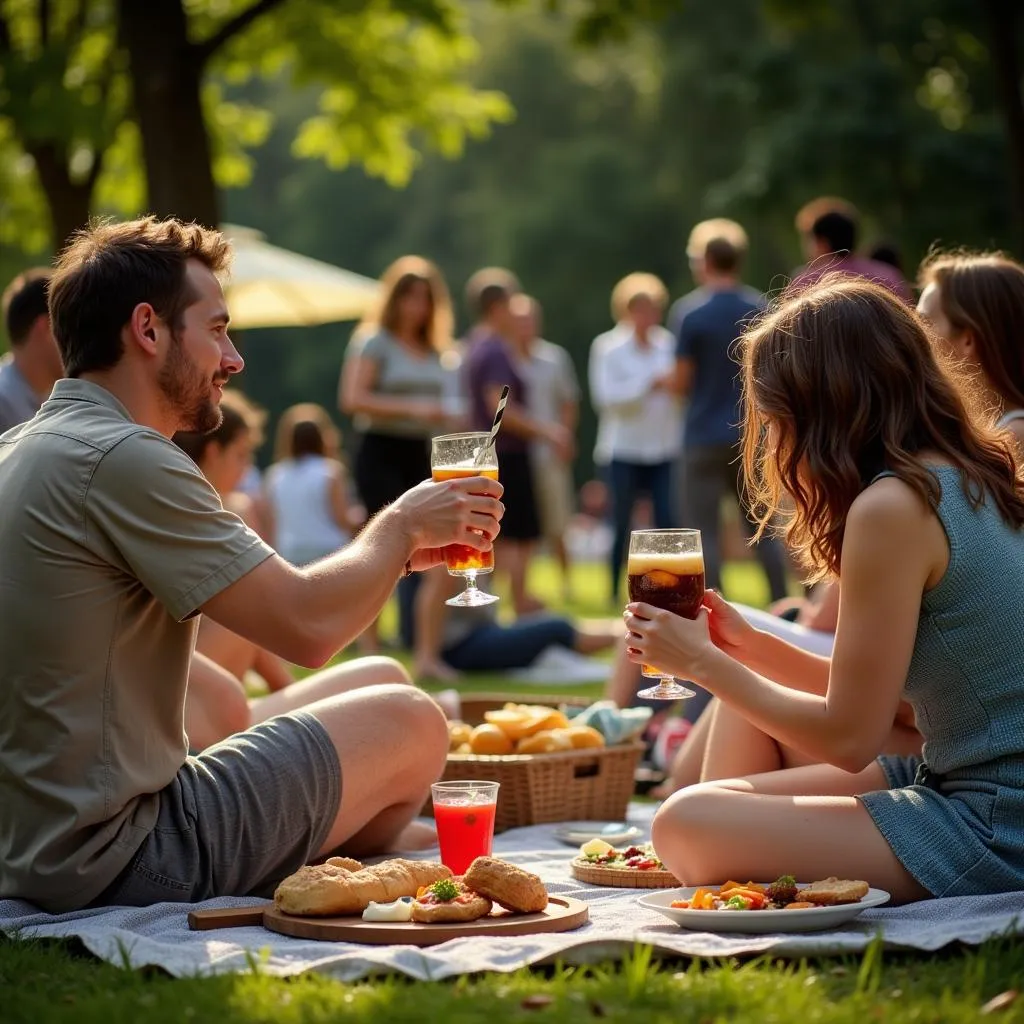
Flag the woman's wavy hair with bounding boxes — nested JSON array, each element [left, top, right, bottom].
[[918, 249, 1024, 413], [741, 276, 1024, 580], [358, 255, 453, 353]]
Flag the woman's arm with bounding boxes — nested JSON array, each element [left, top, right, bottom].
[[626, 480, 936, 772], [704, 590, 832, 694], [339, 353, 446, 423]]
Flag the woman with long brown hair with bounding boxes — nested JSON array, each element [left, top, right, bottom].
[[626, 277, 1024, 902], [917, 250, 1024, 455], [339, 255, 461, 676]]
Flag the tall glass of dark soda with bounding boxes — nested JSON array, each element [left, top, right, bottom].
[[627, 528, 704, 700]]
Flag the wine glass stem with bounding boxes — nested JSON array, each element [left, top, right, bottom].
[[464, 570, 478, 593]]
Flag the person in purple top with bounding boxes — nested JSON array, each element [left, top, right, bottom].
[[463, 271, 569, 614], [790, 197, 913, 303]]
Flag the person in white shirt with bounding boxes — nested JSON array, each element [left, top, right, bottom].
[[263, 403, 359, 568], [512, 294, 581, 602], [588, 273, 682, 602]]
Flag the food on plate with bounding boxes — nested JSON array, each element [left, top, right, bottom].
[[577, 841, 665, 871], [410, 878, 493, 923], [361, 897, 414, 922], [469, 723, 514, 755], [668, 875, 871, 911], [274, 858, 452, 916], [516, 729, 573, 754], [795, 877, 871, 906], [325, 855, 364, 872], [765, 874, 798, 904], [447, 721, 473, 749], [463, 856, 549, 913]]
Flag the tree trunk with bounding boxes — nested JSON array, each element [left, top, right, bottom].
[[983, 0, 1024, 253], [28, 142, 95, 250], [117, 0, 220, 227]]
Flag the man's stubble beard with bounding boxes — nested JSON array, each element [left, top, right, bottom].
[[158, 331, 222, 435]]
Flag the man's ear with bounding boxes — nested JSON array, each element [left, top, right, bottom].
[[128, 303, 160, 356]]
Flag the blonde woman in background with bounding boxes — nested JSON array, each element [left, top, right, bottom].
[[263, 404, 359, 568], [588, 272, 682, 603], [340, 255, 462, 678]]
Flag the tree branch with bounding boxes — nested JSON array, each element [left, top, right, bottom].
[[39, 0, 51, 46], [0, 9, 12, 53], [195, 0, 288, 64]]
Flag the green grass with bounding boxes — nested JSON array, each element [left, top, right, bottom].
[[9, 558, 1017, 1021], [3, 934, 1024, 1023]]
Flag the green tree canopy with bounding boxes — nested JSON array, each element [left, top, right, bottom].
[[0, 0, 511, 248]]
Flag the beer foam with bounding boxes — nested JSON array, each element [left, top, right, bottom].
[[626, 552, 705, 577], [443, 458, 498, 472]]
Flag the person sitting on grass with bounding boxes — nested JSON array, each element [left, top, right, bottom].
[[173, 392, 410, 751], [0, 216, 503, 913], [405, 573, 620, 676], [626, 276, 1024, 902], [653, 250, 1024, 799]]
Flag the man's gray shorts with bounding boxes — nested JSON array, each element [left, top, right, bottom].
[[90, 711, 341, 906]]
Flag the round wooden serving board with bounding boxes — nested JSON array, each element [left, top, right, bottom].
[[261, 896, 588, 946], [571, 858, 680, 889]]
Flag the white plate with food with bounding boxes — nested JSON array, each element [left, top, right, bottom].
[[638, 877, 891, 934], [553, 822, 643, 847]]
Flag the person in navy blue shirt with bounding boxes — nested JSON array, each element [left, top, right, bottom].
[[669, 219, 788, 601]]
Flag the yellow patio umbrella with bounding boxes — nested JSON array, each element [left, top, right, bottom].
[[221, 224, 381, 329]]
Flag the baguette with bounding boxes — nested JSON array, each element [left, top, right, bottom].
[[274, 858, 452, 917]]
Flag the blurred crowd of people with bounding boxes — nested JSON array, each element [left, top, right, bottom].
[[3, 194, 1023, 700]]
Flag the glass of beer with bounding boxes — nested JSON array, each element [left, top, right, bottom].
[[431, 431, 499, 607], [627, 528, 704, 700]]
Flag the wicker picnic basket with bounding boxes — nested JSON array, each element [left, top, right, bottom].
[[429, 694, 645, 834]]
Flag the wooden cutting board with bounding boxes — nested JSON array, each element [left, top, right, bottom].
[[188, 896, 589, 947]]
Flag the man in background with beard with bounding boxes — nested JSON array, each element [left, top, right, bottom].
[[0, 217, 503, 913]]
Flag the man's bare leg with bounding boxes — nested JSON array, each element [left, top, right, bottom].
[[249, 656, 415, 724], [303, 684, 449, 858]]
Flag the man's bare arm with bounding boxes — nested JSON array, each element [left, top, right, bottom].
[[202, 476, 503, 667]]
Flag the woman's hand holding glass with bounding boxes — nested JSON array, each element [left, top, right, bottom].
[[624, 596, 722, 686], [702, 590, 758, 660]]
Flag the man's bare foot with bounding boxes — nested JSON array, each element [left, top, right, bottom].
[[389, 820, 438, 853], [413, 658, 461, 684]]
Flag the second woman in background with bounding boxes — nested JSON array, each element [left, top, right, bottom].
[[340, 256, 461, 678]]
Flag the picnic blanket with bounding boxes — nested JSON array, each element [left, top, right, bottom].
[[2, 803, 1021, 982]]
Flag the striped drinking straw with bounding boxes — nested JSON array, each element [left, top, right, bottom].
[[475, 384, 509, 465]]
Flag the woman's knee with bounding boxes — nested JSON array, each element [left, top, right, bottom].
[[652, 785, 736, 875]]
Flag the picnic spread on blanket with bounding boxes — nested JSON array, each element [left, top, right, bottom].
[[3, 804, 1022, 982]]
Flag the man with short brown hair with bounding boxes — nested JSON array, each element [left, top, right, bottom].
[[0, 216, 503, 913]]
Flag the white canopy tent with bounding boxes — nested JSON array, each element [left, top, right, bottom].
[[221, 224, 381, 329]]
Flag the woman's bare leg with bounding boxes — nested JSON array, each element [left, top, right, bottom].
[[700, 698, 793, 782], [651, 705, 714, 797], [186, 652, 251, 749], [652, 763, 929, 904]]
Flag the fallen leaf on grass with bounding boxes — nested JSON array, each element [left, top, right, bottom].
[[981, 990, 1018, 1015], [521, 994, 554, 1010]]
